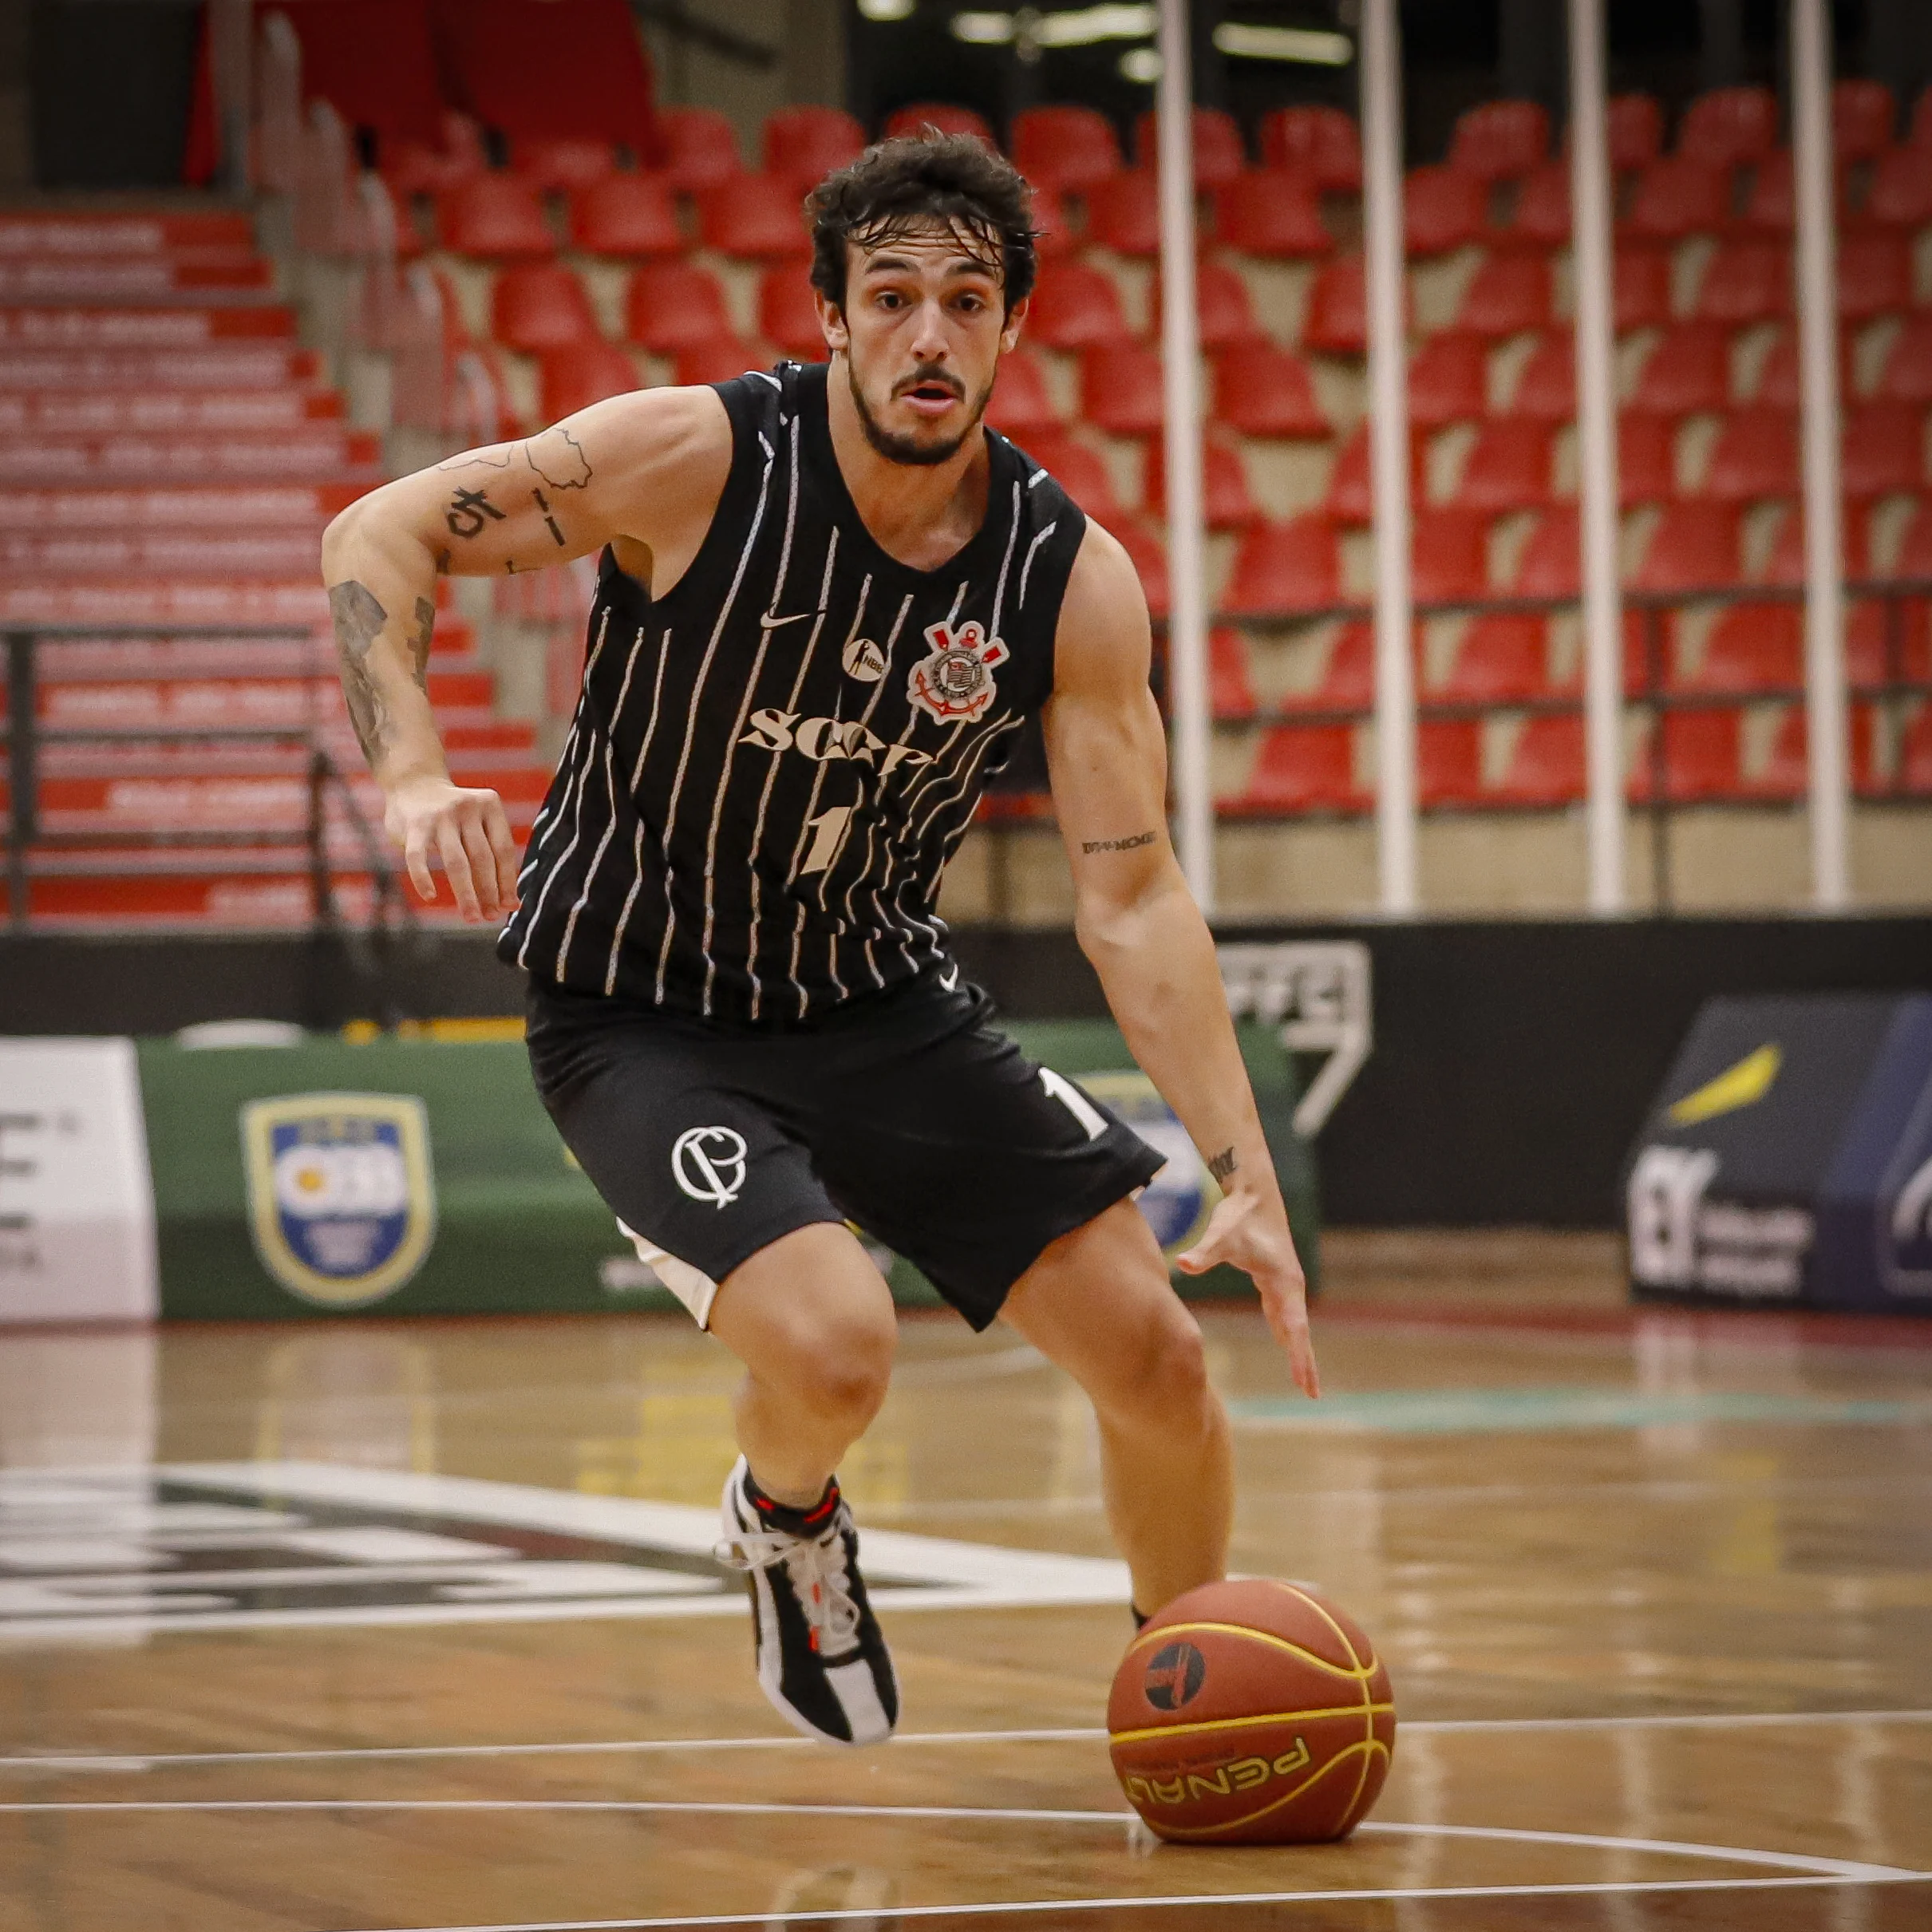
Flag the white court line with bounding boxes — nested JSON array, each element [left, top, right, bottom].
[[325, 1881, 1927, 1932], [0, 1800, 1919, 1885], [4, 1709, 1927, 1776]]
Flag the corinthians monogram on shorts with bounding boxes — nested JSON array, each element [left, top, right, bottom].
[[503, 360, 1087, 1025]]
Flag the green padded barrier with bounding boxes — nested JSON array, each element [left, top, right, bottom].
[[138, 1021, 1318, 1322]]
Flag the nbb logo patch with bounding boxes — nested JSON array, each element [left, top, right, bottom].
[[241, 1094, 437, 1307]]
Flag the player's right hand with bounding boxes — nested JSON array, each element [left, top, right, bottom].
[[384, 774, 520, 923]]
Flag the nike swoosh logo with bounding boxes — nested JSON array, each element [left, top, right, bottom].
[[759, 610, 813, 630], [939, 966, 959, 991]]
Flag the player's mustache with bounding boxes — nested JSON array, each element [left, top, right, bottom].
[[893, 365, 964, 401]]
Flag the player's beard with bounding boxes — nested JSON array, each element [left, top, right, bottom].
[[847, 354, 995, 468]]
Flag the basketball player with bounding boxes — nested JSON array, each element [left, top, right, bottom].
[[321, 135, 1317, 1747]]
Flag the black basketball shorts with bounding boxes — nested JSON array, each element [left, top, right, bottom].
[[525, 970, 1165, 1331]]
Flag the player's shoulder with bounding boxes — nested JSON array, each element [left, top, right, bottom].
[[1061, 518, 1151, 627]]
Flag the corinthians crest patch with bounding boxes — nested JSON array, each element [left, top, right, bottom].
[[241, 1093, 437, 1307], [907, 618, 1009, 725]]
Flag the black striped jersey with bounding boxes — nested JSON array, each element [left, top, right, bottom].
[[500, 359, 1089, 1025]]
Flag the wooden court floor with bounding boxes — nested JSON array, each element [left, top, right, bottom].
[[2, 1231, 1930, 1930]]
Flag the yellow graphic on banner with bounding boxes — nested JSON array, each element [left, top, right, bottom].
[[1668, 1044, 1782, 1127]]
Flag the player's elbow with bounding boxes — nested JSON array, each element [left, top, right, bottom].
[[320, 495, 370, 582]]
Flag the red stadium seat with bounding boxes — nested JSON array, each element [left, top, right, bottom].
[[1630, 322, 1732, 416], [1080, 342, 1165, 437], [1405, 165, 1487, 255], [1450, 100, 1551, 183], [1223, 513, 1343, 614], [672, 339, 762, 387], [1112, 518, 1170, 614], [1085, 172, 1161, 256], [1135, 109, 1247, 189], [438, 176, 555, 259], [491, 263, 601, 352], [698, 176, 811, 260], [757, 267, 826, 359], [1026, 260, 1132, 349], [1233, 725, 1365, 813], [1515, 506, 1580, 596], [1835, 80, 1897, 162], [1324, 423, 1422, 524], [1677, 87, 1779, 168], [1410, 332, 1489, 428], [1210, 627, 1258, 719], [985, 350, 1061, 437], [1413, 506, 1491, 600], [1211, 342, 1327, 439], [510, 136, 618, 192], [1455, 419, 1554, 513], [1756, 703, 1879, 799], [625, 260, 734, 353], [1418, 719, 1485, 806], [1302, 256, 1372, 354], [1739, 148, 1796, 234], [1259, 106, 1362, 191], [658, 108, 742, 192], [1620, 412, 1678, 505], [1030, 184, 1075, 259], [1506, 162, 1570, 246], [1690, 603, 1800, 691], [764, 107, 865, 194], [1637, 709, 1744, 803], [381, 113, 489, 198], [1019, 428, 1124, 522], [1146, 434, 1260, 529], [570, 174, 683, 256], [1841, 402, 1925, 498], [1155, 260, 1266, 350], [434, 0, 656, 152], [1634, 501, 1740, 590], [1693, 241, 1788, 326], [1455, 252, 1553, 338], [1698, 408, 1798, 504], [1624, 156, 1730, 239], [275, 0, 444, 149], [1837, 231, 1913, 322], [1434, 614, 1550, 701], [1878, 316, 1932, 405], [539, 338, 639, 421], [1286, 622, 1373, 710], [883, 104, 995, 144], [1865, 145, 1932, 228], [1495, 713, 1584, 804], [1606, 93, 1665, 171], [1011, 106, 1121, 192], [1614, 245, 1674, 330], [1212, 170, 1331, 257], [1506, 333, 1573, 424]]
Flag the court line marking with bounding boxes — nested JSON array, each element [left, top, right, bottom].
[[0, 1800, 1918, 1884], [326, 1879, 1932, 1932], [5, 1709, 1927, 1775]]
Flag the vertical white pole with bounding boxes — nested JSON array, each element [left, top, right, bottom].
[[1568, 0, 1625, 913], [1361, 0, 1416, 915], [1792, 0, 1851, 908], [1156, 0, 1213, 914]]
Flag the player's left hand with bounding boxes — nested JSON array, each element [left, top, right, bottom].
[[1177, 1191, 1320, 1399]]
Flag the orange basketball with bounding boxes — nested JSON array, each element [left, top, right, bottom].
[[1107, 1577, 1395, 1844]]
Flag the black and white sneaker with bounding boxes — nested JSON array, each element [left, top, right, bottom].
[[715, 1456, 899, 1745]]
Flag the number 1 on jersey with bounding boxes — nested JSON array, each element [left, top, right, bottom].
[[799, 803, 855, 877]]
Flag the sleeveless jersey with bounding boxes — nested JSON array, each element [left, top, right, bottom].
[[500, 360, 1089, 1025]]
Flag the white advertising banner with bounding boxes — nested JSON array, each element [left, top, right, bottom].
[[0, 1037, 158, 1324]]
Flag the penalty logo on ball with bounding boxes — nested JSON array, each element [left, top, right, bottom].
[[1082, 1072, 1220, 1254], [1142, 1640, 1207, 1710]]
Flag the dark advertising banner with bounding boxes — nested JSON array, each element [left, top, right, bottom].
[[1625, 994, 1932, 1313]]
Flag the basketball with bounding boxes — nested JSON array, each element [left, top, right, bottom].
[[1108, 1578, 1396, 1844]]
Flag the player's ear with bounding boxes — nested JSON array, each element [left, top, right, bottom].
[[816, 288, 850, 354], [999, 294, 1029, 354]]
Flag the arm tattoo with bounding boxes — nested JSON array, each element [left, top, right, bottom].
[[1207, 1147, 1239, 1186], [1081, 829, 1159, 855], [409, 597, 435, 685], [328, 579, 393, 769]]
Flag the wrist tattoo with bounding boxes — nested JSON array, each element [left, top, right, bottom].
[[1207, 1147, 1239, 1185], [329, 579, 393, 768], [1081, 829, 1158, 855]]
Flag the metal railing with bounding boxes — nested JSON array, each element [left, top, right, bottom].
[[2, 626, 413, 950]]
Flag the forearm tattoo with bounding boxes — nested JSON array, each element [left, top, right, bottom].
[[1207, 1147, 1239, 1186], [409, 597, 435, 685], [1081, 829, 1158, 855], [329, 579, 393, 769]]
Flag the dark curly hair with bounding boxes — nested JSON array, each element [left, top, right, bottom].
[[805, 132, 1039, 316]]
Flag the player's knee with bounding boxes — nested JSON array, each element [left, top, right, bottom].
[[792, 1308, 896, 1428], [1105, 1300, 1212, 1428]]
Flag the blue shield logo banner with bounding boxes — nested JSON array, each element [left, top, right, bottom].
[[241, 1093, 437, 1306], [1081, 1072, 1219, 1256]]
